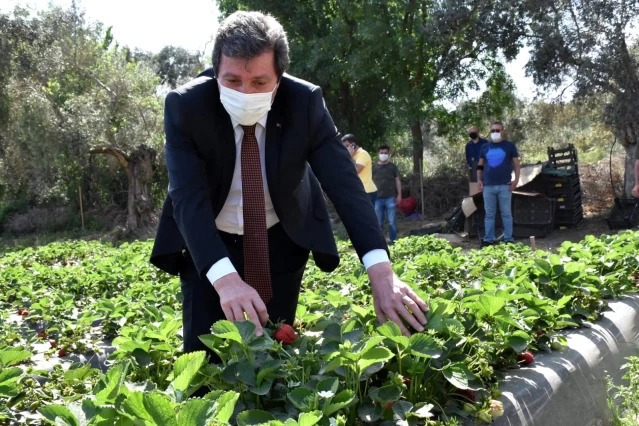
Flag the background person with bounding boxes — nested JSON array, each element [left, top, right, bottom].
[[372, 145, 402, 244], [342, 134, 378, 205], [477, 121, 520, 247], [465, 125, 489, 183]]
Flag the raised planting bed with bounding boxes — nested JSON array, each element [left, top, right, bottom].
[[491, 295, 639, 426]]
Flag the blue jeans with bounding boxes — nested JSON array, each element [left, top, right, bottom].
[[483, 184, 513, 242], [375, 196, 397, 243]]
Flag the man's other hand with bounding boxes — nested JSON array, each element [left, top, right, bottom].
[[368, 262, 429, 337], [509, 180, 518, 192], [632, 184, 639, 198], [477, 181, 484, 191], [213, 273, 269, 336]]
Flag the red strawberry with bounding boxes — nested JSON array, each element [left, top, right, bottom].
[[21, 310, 28, 316], [457, 389, 476, 401], [517, 350, 534, 365], [385, 402, 394, 411], [404, 377, 411, 387], [57, 349, 66, 357], [49, 340, 57, 348], [274, 324, 296, 345], [17, 309, 24, 315], [37, 329, 47, 339], [536, 330, 544, 336]]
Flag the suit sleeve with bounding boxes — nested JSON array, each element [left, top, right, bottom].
[[306, 87, 388, 261], [164, 91, 230, 279]]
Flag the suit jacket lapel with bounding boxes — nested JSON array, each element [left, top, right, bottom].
[[265, 94, 284, 202], [213, 82, 237, 214]]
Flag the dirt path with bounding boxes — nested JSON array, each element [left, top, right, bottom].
[[393, 213, 622, 252]]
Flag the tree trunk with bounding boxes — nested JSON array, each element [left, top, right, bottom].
[[410, 120, 424, 175], [624, 143, 636, 198], [126, 145, 156, 232]]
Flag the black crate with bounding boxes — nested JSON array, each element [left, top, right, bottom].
[[606, 198, 639, 230], [548, 144, 578, 166], [547, 181, 581, 197], [554, 209, 584, 226], [542, 163, 579, 176], [541, 173, 580, 186], [555, 204, 583, 219], [513, 195, 555, 226], [554, 194, 583, 210], [554, 217, 584, 230]]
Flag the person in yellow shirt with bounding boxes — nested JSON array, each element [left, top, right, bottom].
[[342, 134, 378, 205]]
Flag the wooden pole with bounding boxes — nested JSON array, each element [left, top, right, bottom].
[[420, 158, 425, 219], [78, 186, 85, 230], [530, 236, 536, 250]]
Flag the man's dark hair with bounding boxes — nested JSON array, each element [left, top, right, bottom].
[[491, 121, 504, 130], [341, 134, 357, 145], [378, 145, 390, 152], [212, 11, 290, 79]]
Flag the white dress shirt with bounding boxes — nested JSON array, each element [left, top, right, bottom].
[[206, 113, 389, 286]]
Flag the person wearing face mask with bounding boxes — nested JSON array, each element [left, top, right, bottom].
[[372, 145, 402, 244], [476, 121, 520, 247], [150, 11, 429, 369], [342, 134, 378, 205], [465, 125, 489, 183]]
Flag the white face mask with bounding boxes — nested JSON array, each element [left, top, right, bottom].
[[491, 132, 502, 142], [379, 154, 389, 162], [219, 83, 278, 126]]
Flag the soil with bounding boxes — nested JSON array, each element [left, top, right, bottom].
[[391, 212, 624, 253]]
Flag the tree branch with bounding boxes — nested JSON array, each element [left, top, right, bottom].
[[89, 145, 129, 170]]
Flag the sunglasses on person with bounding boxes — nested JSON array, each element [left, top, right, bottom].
[[490, 129, 502, 133]]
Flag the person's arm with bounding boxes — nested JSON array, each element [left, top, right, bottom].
[[394, 164, 402, 202], [355, 151, 368, 174], [477, 158, 484, 191], [510, 157, 521, 191], [164, 91, 268, 335], [306, 86, 427, 336], [510, 144, 521, 191], [465, 143, 473, 169], [164, 91, 229, 278]]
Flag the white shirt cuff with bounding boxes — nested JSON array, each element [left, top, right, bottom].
[[206, 257, 237, 285], [362, 249, 390, 270]]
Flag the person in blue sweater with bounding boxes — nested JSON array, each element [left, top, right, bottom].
[[465, 125, 489, 182], [477, 122, 520, 247]]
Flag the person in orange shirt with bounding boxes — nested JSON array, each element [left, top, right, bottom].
[[342, 134, 378, 205]]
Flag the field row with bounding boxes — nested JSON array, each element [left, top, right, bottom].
[[1, 232, 638, 425]]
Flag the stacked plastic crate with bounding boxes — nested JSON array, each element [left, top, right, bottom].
[[541, 144, 584, 229]]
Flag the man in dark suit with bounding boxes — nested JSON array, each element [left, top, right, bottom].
[[150, 11, 428, 357]]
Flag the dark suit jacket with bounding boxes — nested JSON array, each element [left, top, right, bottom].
[[150, 68, 388, 279]]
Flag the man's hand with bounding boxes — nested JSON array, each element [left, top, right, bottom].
[[213, 273, 269, 336], [632, 184, 639, 198], [509, 180, 519, 192], [477, 181, 484, 191], [396, 195, 402, 204], [368, 262, 429, 337]]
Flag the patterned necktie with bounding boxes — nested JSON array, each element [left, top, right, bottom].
[[241, 124, 272, 303]]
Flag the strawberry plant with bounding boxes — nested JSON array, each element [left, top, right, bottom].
[[0, 231, 638, 424]]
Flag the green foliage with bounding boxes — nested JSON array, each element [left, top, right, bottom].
[[606, 356, 639, 426], [0, 5, 163, 215], [1, 231, 638, 424]]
